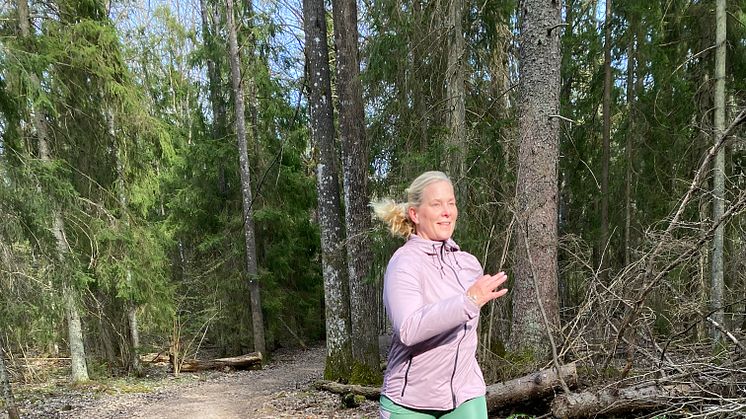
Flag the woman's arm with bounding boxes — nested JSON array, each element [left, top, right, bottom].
[[384, 266, 480, 346]]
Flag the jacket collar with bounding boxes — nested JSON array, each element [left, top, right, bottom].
[[406, 234, 460, 255]]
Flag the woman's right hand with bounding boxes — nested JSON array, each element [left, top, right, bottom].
[[466, 272, 508, 307]]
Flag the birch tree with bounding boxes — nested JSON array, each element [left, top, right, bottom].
[[710, 0, 726, 345]]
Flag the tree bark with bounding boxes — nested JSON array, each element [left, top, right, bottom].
[[485, 363, 577, 411], [174, 353, 262, 372], [302, 0, 353, 381], [624, 9, 637, 268], [331, 0, 381, 383], [445, 0, 466, 178], [225, 0, 266, 356], [600, 0, 612, 279], [509, 0, 562, 359], [18, 0, 89, 382], [0, 339, 20, 419], [551, 383, 696, 419], [710, 0, 726, 345]]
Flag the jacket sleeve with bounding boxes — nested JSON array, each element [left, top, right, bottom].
[[384, 261, 480, 347]]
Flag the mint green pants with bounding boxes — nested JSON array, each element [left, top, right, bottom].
[[379, 395, 488, 419]]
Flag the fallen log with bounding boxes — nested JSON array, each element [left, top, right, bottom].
[[315, 362, 578, 410], [486, 362, 577, 411], [551, 383, 695, 418], [314, 380, 381, 400], [175, 352, 263, 372]]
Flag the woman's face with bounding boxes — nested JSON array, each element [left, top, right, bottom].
[[409, 180, 458, 241]]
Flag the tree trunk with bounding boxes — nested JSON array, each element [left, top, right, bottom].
[[18, 0, 89, 382], [199, 0, 229, 197], [302, 0, 354, 381], [331, 0, 381, 383], [445, 0, 466, 178], [412, 0, 428, 154], [710, 0, 726, 345], [600, 0, 612, 279], [624, 9, 637, 268], [225, 0, 266, 356], [508, 0, 562, 359], [485, 363, 577, 411], [110, 110, 143, 376], [551, 383, 696, 419], [0, 339, 20, 419]]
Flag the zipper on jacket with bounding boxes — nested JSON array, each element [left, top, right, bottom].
[[401, 355, 413, 397], [450, 324, 467, 409]]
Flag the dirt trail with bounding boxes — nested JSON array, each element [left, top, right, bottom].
[[17, 345, 379, 419]]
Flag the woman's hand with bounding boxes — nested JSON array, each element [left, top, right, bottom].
[[466, 272, 508, 307]]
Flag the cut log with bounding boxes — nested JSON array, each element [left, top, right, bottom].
[[551, 383, 695, 418], [486, 363, 577, 411], [175, 352, 263, 372], [315, 380, 381, 400]]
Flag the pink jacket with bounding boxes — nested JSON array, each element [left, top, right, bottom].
[[381, 234, 485, 411]]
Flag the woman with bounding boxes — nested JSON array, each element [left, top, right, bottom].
[[373, 171, 508, 419]]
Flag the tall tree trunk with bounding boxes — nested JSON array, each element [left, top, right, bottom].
[[600, 0, 612, 279], [710, 0, 726, 345], [624, 10, 636, 268], [331, 0, 381, 383], [509, 0, 562, 360], [412, 0, 428, 154], [18, 0, 89, 382], [110, 111, 142, 376], [302, 0, 353, 381], [200, 0, 229, 197], [445, 0, 466, 178], [226, 0, 266, 356], [0, 339, 20, 419]]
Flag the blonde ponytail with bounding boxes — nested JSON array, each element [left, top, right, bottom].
[[371, 199, 414, 238]]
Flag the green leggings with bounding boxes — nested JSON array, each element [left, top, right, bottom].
[[379, 395, 487, 419]]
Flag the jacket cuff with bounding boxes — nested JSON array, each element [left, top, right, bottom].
[[464, 293, 480, 318]]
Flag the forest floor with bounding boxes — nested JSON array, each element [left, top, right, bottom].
[[8, 344, 380, 419]]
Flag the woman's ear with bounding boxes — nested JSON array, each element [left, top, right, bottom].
[[408, 206, 419, 225]]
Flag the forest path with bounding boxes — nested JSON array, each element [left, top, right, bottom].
[[17, 345, 378, 419]]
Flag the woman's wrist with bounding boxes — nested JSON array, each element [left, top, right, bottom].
[[466, 292, 479, 307]]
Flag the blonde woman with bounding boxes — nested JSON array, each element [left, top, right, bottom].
[[373, 171, 508, 419]]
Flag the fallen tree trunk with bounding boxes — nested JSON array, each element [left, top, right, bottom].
[[316, 362, 578, 410], [551, 383, 696, 418], [175, 352, 263, 372], [486, 362, 577, 411], [315, 380, 381, 399]]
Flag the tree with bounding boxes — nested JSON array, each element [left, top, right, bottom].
[[710, 0, 726, 345], [600, 0, 612, 279], [331, 0, 381, 382], [509, 0, 562, 360], [445, 0, 466, 178], [225, 0, 266, 355], [303, 0, 354, 380], [17, 0, 89, 382]]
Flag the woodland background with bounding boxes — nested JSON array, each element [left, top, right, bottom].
[[1, 0, 746, 416]]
